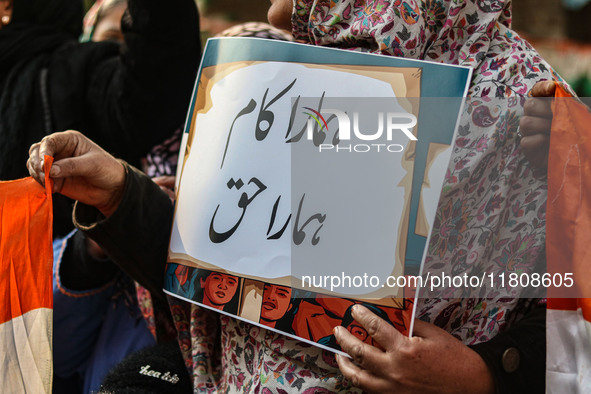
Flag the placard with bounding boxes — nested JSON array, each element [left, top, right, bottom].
[[165, 37, 471, 353]]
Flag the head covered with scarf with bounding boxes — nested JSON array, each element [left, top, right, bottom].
[[288, 0, 556, 344], [0, 0, 84, 179], [11, 0, 83, 32], [1, 0, 83, 73]]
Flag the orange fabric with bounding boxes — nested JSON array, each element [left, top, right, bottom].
[[547, 86, 591, 315], [0, 156, 53, 324]]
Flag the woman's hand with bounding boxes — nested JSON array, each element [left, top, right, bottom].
[[27, 130, 126, 217], [152, 175, 176, 201], [519, 80, 556, 169], [335, 305, 494, 394]]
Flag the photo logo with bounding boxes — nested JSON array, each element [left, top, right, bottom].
[[302, 106, 329, 133], [303, 108, 417, 153]]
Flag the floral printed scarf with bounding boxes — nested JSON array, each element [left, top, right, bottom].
[[292, 0, 558, 344]]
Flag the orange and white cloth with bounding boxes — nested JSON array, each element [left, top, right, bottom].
[[0, 157, 54, 393], [546, 86, 591, 391]]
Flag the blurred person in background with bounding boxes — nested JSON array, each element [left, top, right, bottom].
[[49, 1, 195, 392], [82, 0, 127, 43], [0, 0, 201, 236]]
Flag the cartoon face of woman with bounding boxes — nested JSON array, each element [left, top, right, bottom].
[[346, 322, 370, 343], [200, 272, 239, 309], [260, 284, 292, 326]]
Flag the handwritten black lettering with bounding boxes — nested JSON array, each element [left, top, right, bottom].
[[209, 177, 267, 243], [266, 196, 291, 240], [256, 78, 297, 141], [221, 99, 256, 169], [293, 194, 326, 245]]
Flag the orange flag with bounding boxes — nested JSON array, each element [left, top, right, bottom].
[[546, 86, 591, 390], [0, 157, 54, 393], [547, 85, 591, 301]]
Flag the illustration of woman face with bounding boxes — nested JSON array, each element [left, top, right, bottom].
[[260, 284, 292, 327], [346, 322, 370, 343], [200, 272, 239, 310]]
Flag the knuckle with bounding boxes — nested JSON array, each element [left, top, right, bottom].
[[65, 129, 83, 142], [366, 316, 380, 337], [63, 160, 75, 173], [42, 136, 55, 150], [519, 115, 531, 131], [28, 142, 39, 155], [529, 134, 544, 145], [41, 134, 54, 145], [352, 343, 365, 364], [398, 343, 419, 361], [523, 98, 535, 113], [349, 371, 362, 387]]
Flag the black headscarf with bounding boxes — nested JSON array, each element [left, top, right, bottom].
[[0, 0, 84, 179], [12, 0, 83, 31], [0, 0, 83, 80]]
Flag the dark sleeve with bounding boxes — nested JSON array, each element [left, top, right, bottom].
[[59, 230, 120, 290], [50, 0, 201, 167], [469, 305, 546, 394], [72, 162, 174, 304]]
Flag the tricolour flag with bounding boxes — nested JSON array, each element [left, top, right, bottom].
[[0, 157, 54, 393], [546, 86, 591, 391]]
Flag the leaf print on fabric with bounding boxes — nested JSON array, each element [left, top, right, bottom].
[[400, 0, 421, 25], [430, 199, 471, 258], [471, 104, 501, 127], [465, 11, 479, 25], [302, 387, 335, 394], [494, 233, 540, 271], [491, 110, 519, 149], [476, 0, 504, 13], [486, 307, 504, 332], [479, 193, 504, 218], [422, 0, 447, 32], [351, 1, 387, 35], [433, 301, 462, 328]]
